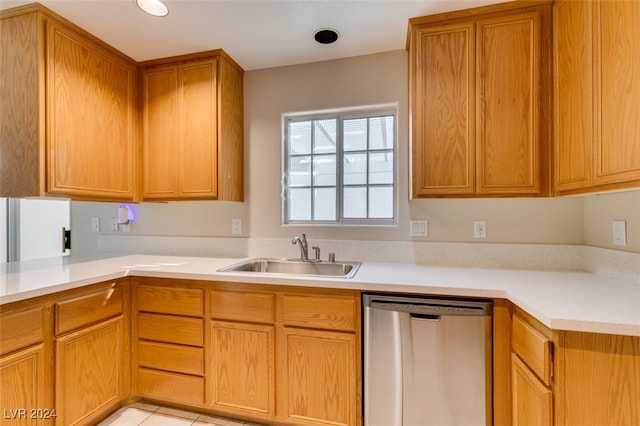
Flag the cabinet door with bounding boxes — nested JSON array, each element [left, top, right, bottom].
[[283, 328, 357, 426], [142, 59, 218, 200], [511, 354, 552, 426], [180, 59, 218, 198], [0, 345, 47, 426], [210, 321, 275, 419], [553, 0, 594, 193], [596, 0, 640, 186], [0, 11, 43, 198], [410, 22, 475, 196], [46, 21, 136, 200], [142, 64, 180, 199], [55, 316, 124, 426], [476, 11, 542, 195]]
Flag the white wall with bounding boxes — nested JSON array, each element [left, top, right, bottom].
[[70, 50, 639, 257]]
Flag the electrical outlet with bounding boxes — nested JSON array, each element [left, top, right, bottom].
[[613, 220, 627, 246], [410, 220, 428, 237], [111, 218, 118, 232], [474, 221, 487, 239]]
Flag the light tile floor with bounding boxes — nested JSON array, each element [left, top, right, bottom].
[[97, 402, 265, 426]]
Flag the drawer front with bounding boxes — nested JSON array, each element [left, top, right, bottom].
[[56, 285, 123, 335], [211, 290, 275, 324], [283, 294, 356, 332], [138, 285, 203, 317], [512, 314, 552, 385], [138, 313, 203, 346], [138, 341, 204, 376], [0, 307, 44, 356], [138, 368, 204, 407]]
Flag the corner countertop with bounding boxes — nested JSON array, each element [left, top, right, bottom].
[[1, 255, 639, 336]]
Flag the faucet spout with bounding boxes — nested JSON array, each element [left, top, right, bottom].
[[292, 234, 309, 261]]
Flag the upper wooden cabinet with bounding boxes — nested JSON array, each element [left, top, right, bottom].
[[141, 52, 244, 201], [408, 1, 552, 197], [0, 4, 138, 200], [554, 0, 640, 195]]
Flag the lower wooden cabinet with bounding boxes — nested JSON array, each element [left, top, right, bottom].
[[0, 344, 47, 426], [511, 354, 552, 426], [55, 316, 125, 426], [510, 312, 553, 426], [283, 327, 357, 426], [554, 331, 640, 426], [133, 282, 205, 407], [210, 320, 275, 417]]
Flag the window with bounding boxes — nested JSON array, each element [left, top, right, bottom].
[[283, 107, 397, 224]]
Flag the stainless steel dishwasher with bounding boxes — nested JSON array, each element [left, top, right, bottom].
[[363, 294, 493, 426]]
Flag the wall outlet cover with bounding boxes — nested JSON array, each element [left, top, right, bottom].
[[613, 220, 627, 246], [410, 220, 428, 237]]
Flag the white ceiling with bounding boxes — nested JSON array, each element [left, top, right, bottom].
[[1, 0, 509, 71]]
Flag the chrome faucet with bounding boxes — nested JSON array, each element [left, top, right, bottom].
[[292, 234, 309, 261]]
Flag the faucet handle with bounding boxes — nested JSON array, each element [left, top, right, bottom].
[[312, 246, 321, 261]]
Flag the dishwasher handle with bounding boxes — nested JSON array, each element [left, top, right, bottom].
[[410, 313, 441, 321], [363, 294, 492, 317]]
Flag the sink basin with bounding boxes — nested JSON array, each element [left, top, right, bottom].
[[219, 258, 361, 279]]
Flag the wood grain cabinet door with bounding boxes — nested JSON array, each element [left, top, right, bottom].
[[46, 20, 136, 200], [142, 59, 218, 200], [476, 11, 543, 195], [595, 0, 640, 187], [0, 345, 47, 426], [282, 328, 357, 426], [55, 316, 124, 426], [511, 354, 552, 426], [409, 21, 475, 197], [553, 0, 594, 193], [210, 321, 275, 420]]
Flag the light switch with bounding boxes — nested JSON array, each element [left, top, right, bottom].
[[410, 220, 428, 237], [613, 220, 627, 246], [232, 218, 242, 235], [91, 217, 100, 232]]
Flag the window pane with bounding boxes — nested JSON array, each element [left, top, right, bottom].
[[344, 153, 367, 185], [288, 188, 311, 221], [343, 186, 367, 218], [369, 186, 394, 218], [313, 154, 336, 186], [314, 119, 336, 154], [369, 152, 394, 184], [289, 121, 311, 155], [314, 188, 336, 220], [369, 116, 394, 150], [344, 118, 367, 151], [289, 156, 311, 186]]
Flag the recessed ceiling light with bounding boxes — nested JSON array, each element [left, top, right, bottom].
[[136, 0, 169, 17], [314, 28, 339, 44]]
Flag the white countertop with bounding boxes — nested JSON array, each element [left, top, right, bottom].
[[1, 254, 639, 336]]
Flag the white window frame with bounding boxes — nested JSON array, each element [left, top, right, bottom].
[[282, 105, 398, 226]]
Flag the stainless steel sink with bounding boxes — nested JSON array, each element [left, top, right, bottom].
[[219, 258, 361, 279]]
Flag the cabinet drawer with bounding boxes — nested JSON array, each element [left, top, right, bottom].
[[0, 307, 43, 356], [211, 290, 275, 324], [56, 285, 123, 335], [283, 294, 357, 332], [512, 314, 552, 385], [138, 368, 204, 407], [138, 285, 203, 317], [138, 313, 203, 346], [138, 341, 204, 376]]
